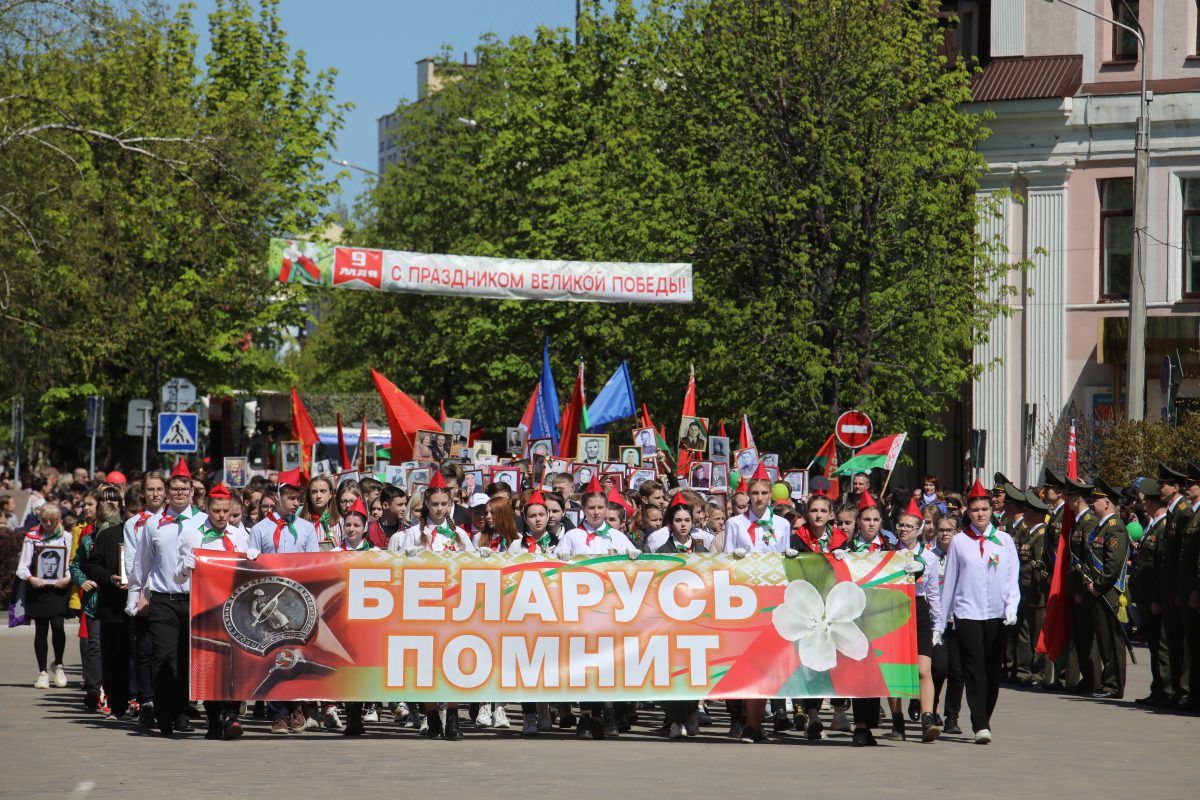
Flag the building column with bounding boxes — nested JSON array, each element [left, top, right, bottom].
[[1024, 172, 1069, 482], [972, 188, 1011, 483]]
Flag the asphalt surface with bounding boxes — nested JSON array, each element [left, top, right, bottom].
[[0, 623, 1196, 799]]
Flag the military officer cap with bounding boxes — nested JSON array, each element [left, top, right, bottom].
[[1022, 489, 1049, 513], [1003, 482, 1024, 504], [1186, 462, 1200, 486], [1089, 477, 1121, 503], [1043, 468, 1066, 489], [1135, 477, 1162, 499], [1158, 463, 1186, 486], [1065, 474, 1093, 496], [993, 472, 1011, 492]]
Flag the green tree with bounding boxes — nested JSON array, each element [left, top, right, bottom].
[[303, 0, 1018, 464], [0, 0, 345, 462]]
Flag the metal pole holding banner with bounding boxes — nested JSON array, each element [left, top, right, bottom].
[[11, 397, 22, 488], [142, 406, 151, 472]]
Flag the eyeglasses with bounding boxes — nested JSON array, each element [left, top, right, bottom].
[[168, 486, 191, 493], [895, 522, 917, 530]]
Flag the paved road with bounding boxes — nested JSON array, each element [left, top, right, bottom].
[[0, 623, 1196, 799]]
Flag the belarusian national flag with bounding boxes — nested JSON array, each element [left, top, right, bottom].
[[832, 433, 906, 476], [808, 434, 840, 500]]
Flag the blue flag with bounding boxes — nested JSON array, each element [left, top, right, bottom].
[[531, 337, 561, 451], [586, 360, 636, 432]]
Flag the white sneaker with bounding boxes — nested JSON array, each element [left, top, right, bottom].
[[522, 712, 539, 735], [669, 721, 683, 739], [363, 706, 379, 723], [974, 728, 992, 744], [419, 715, 429, 734], [831, 710, 852, 732], [493, 705, 510, 729], [394, 702, 409, 724], [324, 707, 344, 731], [52, 664, 67, 688], [475, 703, 493, 727], [304, 714, 320, 731], [34, 671, 50, 689]]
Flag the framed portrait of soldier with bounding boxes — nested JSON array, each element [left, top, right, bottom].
[[783, 469, 809, 498], [443, 418, 471, 449], [528, 438, 553, 461], [474, 440, 493, 457], [573, 463, 598, 491], [633, 426, 657, 457], [506, 427, 526, 456], [628, 468, 657, 493], [689, 460, 713, 491], [406, 468, 432, 491], [710, 464, 729, 494], [708, 436, 730, 465], [545, 457, 571, 477], [602, 461, 625, 475], [224, 456, 249, 488], [734, 447, 759, 478], [385, 466, 407, 487], [311, 459, 333, 478], [490, 466, 519, 493], [619, 446, 641, 468], [677, 417, 709, 453], [360, 441, 377, 470], [601, 473, 625, 493], [461, 469, 482, 499], [576, 434, 609, 465], [280, 440, 302, 472], [761, 453, 780, 469], [34, 543, 67, 581], [765, 466, 780, 483]]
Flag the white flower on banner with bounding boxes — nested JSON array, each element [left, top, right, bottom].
[[771, 579, 869, 671]]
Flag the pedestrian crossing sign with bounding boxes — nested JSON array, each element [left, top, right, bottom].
[[158, 412, 198, 453]]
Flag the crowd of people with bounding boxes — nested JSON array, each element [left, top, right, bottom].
[[8, 452, 1192, 746]]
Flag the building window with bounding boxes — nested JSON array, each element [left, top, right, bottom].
[[1184, 179, 1200, 297], [1111, 1, 1140, 61], [1100, 178, 1133, 300]]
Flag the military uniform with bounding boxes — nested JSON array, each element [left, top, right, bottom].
[[1017, 490, 1050, 685], [1132, 477, 1169, 705], [1041, 468, 1079, 689], [1083, 479, 1132, 698], [1177, 462, 1200, 710], [1159, 466, 1193, 706], [1002, 482, 1029, 681], [1066, 475, 1101, 692]]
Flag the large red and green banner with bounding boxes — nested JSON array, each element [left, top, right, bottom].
[[190, 552, 917, 701]]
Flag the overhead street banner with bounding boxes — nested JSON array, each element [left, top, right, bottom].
[[190, 551, 917, 702], [268, 238, 693, 304]]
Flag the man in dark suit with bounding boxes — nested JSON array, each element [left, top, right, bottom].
[[440, 463, 472, 528]]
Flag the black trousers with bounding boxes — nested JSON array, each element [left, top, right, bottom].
[[1091, 599, 1126, 695], [130, 614, 154, 704], [80, 616, 103, 692], [956, 618, 1004, 733], [32, 615, 66, 671], [932, 628, 964, 719], [99, 617, 131, 715], [147, 593, 190, 728]]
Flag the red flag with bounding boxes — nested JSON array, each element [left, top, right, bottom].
[[738, 415, 756, 451], [558, 361, 586, 458], [439, 400, 448, 425], [809, 433, 841, 501], [717, 419, 727, 438], [469, 427, 486, 446], [641, 403, 654, 430], [289, 387, 319, 471], [681, 364, 697, 419], [335, 412, 351, 471], [519, 383, 537, 431], [1066, 419, 1078, 481], [1036, 510, 1075, 661], [370, 369, 440, 462]]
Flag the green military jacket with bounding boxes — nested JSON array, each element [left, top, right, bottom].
[[1041, 502, 1066, 577], [1024, 520, 1049, 608], [1178, 502, 1200, 598], [1133, 512, 1167, 608], [1159, 496, 1192, 603], [1069, 507, 1099, 589], [1083, 513, 1130, 608]]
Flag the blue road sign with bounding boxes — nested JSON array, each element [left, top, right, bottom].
[[158, 412, 198, 453]]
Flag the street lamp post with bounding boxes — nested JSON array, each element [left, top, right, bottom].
[[329, 157, 380, 177], [1046, 0, 1150, 420]]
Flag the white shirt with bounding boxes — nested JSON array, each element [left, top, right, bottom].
[[127, 504, 204, 612], [122, 507, 162, 583], [507, 530, 557, 554], [175, 517, 253, 583], [249, 512, 319, 555], [392, 521, 476, 553], [900, 539, 943, 632], [644, 525, 671, 552], [723, 508, 790, 554], [555, 522, 637, 556], [936, 524, 1019, 632], [659, 530, 714, 553]]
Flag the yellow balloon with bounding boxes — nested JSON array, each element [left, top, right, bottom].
[[773, 483, 790, 501]]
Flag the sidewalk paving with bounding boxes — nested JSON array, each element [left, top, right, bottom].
[[0, 623, 1195, 799]]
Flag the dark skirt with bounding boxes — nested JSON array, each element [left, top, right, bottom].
[[916, 595, 933, 658], [25, 583, 70, 619]]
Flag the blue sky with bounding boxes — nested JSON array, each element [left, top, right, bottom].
[[173, 1, 578, 205]]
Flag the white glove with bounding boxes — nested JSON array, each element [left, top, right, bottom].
[[932, 630, 943, 647], [1004, 611, 1017, 626], [627, 548, 641, 561], [478, 546, 493, 558], [244, 547, 261, 561], [903, 559, 924, 574], [124, 602, 138, 618], [732, 547, 747, 559], [181, 551, 197, 572], [558, 552, 572, 562], [784, 548, 799, 559], [832, 549, 848, 561], [405, 546, 422, 558]]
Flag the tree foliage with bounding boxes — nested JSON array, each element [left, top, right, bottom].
[[305, 0, 1016, 464], [0, 0, 344, 459]]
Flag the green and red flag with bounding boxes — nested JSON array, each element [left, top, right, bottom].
[[808, 434, 841, 500], [832, 433, 906, 476], [557, 361, 588, 458]]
